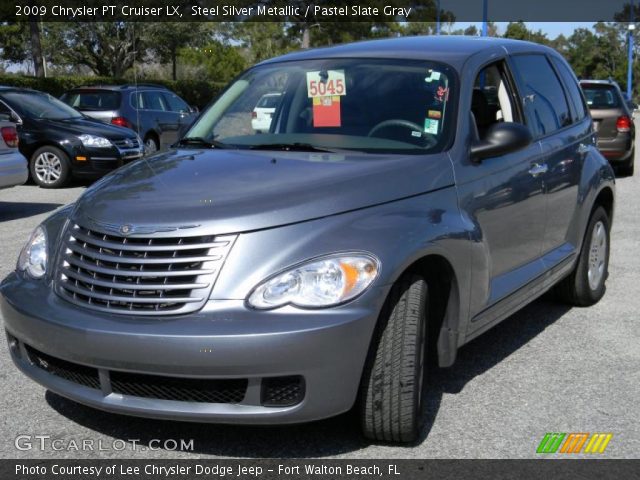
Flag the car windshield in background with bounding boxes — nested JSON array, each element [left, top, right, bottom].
[[61, 90, 121, 111], [582, 85, 621, 109], [186, 58, 456, 154], [4, 92, 83, 120]]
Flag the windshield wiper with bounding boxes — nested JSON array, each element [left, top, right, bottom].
[[248, 142, 333, 153], [176, 137, 228, 149]]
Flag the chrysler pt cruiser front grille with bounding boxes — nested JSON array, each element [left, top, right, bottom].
[[55, 224, 236, 315]]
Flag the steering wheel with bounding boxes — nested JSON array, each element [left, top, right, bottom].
[[367, 119, 437, 148]]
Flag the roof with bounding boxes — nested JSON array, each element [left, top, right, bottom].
[[258, 35, 553, 70], [579, 79, 621, 86], [69, 84, 168, 91]]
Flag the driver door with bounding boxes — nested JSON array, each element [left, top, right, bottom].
[[456, 61, 547, 333]]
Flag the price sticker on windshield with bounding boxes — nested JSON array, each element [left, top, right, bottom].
[[306, 70, 347, 98]]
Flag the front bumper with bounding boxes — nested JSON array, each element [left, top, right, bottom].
[[0, 272, 380, 424], [0, 151, 28, 189], [67, 144, 144, 177]]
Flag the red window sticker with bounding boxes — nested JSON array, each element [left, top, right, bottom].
[[435, 86, 449, 102], [313, 96, 341, 127]]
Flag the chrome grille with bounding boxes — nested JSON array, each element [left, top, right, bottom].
[[55, 224, 235, 315], [112, 137, 140, 149]]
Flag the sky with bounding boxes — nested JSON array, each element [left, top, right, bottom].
[[451, 22, 596, 38]]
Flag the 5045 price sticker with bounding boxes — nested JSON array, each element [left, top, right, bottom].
[[306, 70, 346, 98]]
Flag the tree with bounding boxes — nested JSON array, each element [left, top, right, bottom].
[[48, 22, 147, 78], [503, 21, 549, 44], [147, 22, 209, 80], [179, 42, 246, 83]]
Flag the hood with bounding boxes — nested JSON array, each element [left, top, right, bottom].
[[36, 117, 135, 139], [72, 148, 454, 235]]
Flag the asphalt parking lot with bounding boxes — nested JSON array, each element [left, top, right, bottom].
[[1, 146, 639, 460]]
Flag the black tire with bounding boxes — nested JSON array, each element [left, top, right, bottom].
[[360, 274, 428, 443], [143, 134, 159, 155], [29, 146, 71, 188], [618, 148, 635, 177], [556, 206, 610, 306]]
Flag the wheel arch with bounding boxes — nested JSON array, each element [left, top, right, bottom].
[[389, 253, 462, 368]]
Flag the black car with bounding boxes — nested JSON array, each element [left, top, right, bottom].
[[60, 84, 198, 154], [0, 87, 144, 188]]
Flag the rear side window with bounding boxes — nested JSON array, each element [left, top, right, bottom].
[[510, 54, 572, 137], [581, 84, 621, 109], [163, 92, 189, 112], [551, 58, 588, 122], [257, 94, 282, 109], [142, 91, 168, 111], [62, 91, 120, 111]]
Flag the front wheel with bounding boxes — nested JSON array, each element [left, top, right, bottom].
[[359, 274, 428, 443], [29, 146, 71, 188], [556, 206, 610, 306]]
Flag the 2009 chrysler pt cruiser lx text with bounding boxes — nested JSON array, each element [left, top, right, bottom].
[[0, 37, 615, 442]]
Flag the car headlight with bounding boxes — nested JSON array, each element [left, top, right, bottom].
[[17, 226, 48, 279], [247, 253, 379, 309], [78, 134, 112, 148]]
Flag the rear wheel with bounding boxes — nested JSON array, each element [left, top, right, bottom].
[[29, 146, 71, 188], [360, 274, 428, 443], [143, 134, 159, 155], [556, 206, 610, 306]]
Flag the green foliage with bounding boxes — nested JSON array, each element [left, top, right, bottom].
[[179, 42, 247, 83], [0, 75, 226, 109]]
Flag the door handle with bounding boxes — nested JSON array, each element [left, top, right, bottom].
[[578, 143, 590, 155], [528, 163, 548, 177]]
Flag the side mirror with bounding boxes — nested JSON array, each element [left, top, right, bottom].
[[470, 122, 532, 161]]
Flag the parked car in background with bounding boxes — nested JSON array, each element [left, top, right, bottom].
[[1, 37, 615, 443], [61, 84, 198, 154], [251, 92, 282, 132], [580, 79, 635, 176], [0, 117, 28, 189], [0, 87, 144, 188]]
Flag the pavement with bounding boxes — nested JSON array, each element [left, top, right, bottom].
[[0, 146, 639, 459]]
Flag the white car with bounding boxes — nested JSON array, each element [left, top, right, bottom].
[[0, 119, 28, 190], [251, 93, 282, 132]]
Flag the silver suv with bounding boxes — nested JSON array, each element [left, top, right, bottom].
[[1, 37, 615, 443], [61, 84, 198, 154]]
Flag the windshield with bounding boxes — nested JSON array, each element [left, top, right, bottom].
[[581, 85, 621, 109], [61, 90, 121, 111], [4, 92, 84, 120], [186, 58, 457, 154]]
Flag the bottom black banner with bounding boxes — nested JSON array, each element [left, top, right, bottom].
[[2, 459, 639, 480]]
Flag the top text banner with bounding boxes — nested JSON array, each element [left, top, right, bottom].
[[2, 0, 639, 22]]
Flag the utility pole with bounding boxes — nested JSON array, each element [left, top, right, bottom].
[[482, 0, 488, 36], [436, 0, 441, 35]]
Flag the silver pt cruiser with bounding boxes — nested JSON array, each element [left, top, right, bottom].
[[1, 37, 615, 443]]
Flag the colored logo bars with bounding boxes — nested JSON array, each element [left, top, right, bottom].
[[537, 433, 613, 454]]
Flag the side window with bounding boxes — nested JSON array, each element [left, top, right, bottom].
[[163, 93, 189, 112], [142, 91, 167, 111], [0, 101, 11, 115], [471, 62, 520, 140], [131, 92, 145, 110], [510, 54, 571, 138], [551, 57, 588, 122]]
